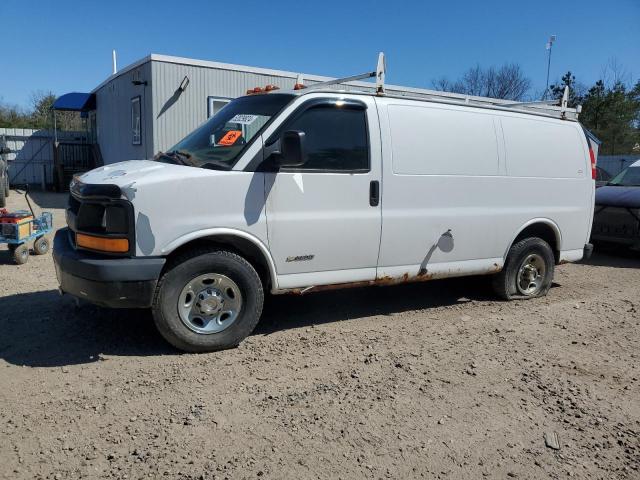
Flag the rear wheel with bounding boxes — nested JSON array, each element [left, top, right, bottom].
[[13, 243, 29, 265], [492, 237, 554, 300], [152, 248, 264, 353]]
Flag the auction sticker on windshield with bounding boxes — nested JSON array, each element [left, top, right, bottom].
[[218, 130, 242, 146], [229, 114, 257, 125]]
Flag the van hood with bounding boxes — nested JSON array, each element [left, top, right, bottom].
[[73, 160, 268, 258], [76, 160, 228, 200]]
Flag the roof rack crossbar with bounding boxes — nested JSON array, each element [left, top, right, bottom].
[[498, 99, 560, 108], [298, 53, 386, 93], [304, 71, 377, 90]]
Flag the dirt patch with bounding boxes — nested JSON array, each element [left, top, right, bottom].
[[1, 191, 638, 479]]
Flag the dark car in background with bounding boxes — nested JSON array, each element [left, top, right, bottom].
[[592, 160, 640, 250]]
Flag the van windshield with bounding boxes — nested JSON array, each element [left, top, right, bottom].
[[156, 93, 293, 170]]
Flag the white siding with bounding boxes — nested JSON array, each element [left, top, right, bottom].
[[151, 62, 311, 155], [95, 61, 153, 164]]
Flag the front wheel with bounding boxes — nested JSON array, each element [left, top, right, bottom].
[[492, 237, 555, 300], [33, 236, 50, 255], [152, 248, 264, 353]]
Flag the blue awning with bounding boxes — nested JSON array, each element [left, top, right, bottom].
[[53, 92, 96, 112]]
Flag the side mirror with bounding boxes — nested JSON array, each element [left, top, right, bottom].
[[274, 130, 306, 168]]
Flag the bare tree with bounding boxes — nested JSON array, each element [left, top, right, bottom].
[[601, 57, 631, 88], [432, 63, 531, 101]]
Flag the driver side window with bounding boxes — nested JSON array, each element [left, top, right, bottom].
[[282, 105, 369, 172]]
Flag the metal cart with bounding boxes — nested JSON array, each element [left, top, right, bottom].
[[0, 189, 53, 264]]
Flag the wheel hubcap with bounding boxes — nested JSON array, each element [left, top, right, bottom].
[[516, 253, 546, 296], [178, 274, 243, 334]]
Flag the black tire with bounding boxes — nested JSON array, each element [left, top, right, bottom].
[[33, 236, 50, 255], [13, 243, 29, 265], [492, 237, 555, 300], [152, 248, 264, 353]]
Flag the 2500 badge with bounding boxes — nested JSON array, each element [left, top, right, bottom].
[[285, 255, 315, 263]]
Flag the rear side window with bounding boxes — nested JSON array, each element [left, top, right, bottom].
[[283, 106, 369, 172]]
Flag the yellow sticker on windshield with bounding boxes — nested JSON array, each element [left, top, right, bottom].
[[218, 130, 242, 146]]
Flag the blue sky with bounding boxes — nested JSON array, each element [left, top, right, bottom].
[[1, 0, 638, 108]]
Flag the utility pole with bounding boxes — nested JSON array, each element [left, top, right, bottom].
[[544, 35, 556, 99]]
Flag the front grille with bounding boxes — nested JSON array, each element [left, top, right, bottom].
[[593, 207, 640, 239]]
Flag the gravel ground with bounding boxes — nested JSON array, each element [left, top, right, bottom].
[[0, 191, 638, 480]]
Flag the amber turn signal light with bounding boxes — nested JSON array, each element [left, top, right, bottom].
[[76, 233, 129, 253]]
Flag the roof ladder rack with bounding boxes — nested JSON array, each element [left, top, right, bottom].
[[291, 53, 580, 121], [296, 53, 386, 94]]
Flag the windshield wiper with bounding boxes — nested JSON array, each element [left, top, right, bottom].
[[154, 150, 190, 166], [170, 150, 191, 160], [200, 161, 230, 171]]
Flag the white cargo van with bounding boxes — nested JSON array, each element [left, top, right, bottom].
[[53, 55, 596, 352]]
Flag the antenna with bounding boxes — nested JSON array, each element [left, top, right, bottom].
[[544, 35, 556, 99], [112, 49, 118, 75]]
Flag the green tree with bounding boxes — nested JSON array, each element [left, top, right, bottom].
[[29, 90, 56, 129], [0, 102, 32, 128], [581, 80, 640, 155], [551, 67, 640, 155], [549, 71, 585, 108]]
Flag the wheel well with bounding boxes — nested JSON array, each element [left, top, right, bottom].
[[165, 235, 273, 289], [512, 222, 560, 264]]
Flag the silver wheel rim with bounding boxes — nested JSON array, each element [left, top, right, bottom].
[[516, 253, 546, 296], [177, 273, 243, 334]]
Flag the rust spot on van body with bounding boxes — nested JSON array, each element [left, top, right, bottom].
[[283, 271, 436, 295], [279, 264, 503, 295]]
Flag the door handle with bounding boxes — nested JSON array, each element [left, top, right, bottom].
[[369, 180, 380, 207]]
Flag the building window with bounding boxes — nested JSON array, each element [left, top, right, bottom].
[[131, 96, 141, 145], [207, 97, 231, 118]]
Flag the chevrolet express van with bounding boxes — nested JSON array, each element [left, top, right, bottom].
[[53, 74, 596, 352]]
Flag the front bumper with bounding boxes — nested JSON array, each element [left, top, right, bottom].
[[53, 228, 165, 308]]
